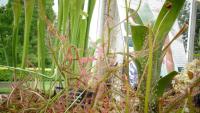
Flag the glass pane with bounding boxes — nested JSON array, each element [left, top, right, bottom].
[[194, 1, 200, 58]]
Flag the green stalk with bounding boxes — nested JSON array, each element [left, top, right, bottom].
[[69, 0, 85, 74], [144, 29, 153, 113], [38, 0, 46, 92], [58, 0, 63, 32], [125, 0, 130, 112], [78, 19, 87, 57], [38, 0, 46, 74], [62, 0, 69, 35], [12, 0, 22, 67], [84, 0, 96, 56], [56, 0, 68, 90], [70, 0, 85, 46], [21, 0, 35, 69]]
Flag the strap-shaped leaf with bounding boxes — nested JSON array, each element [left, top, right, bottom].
[[70, 0, 85, 45], [78, 19, 87, 57], [21, 0, 35, 68], [58, 0, 63, 32], [84, 0, 96, 56], [154, 71, 178, 97], [153, 0, 186, 42], [12, 0, 22, 67], [62, 0, 70, 34], [37, 0, 46, 73], [131, 25, 148, 51]]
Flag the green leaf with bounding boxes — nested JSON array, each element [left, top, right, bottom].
[[149, 0, 185, 100], [58, 0, 63, 32], [78, 19, 87, 57], [21, 0, 35, 68], [12, 0, 22, 67], [131, 25, 148, 51], [84, 0, 96, 56], [70, 0, 85, 45], [62, 0, 69, 34], [37, 0, 46, 73], [154, 71, 178, 97], [153, 0, 186, 43]]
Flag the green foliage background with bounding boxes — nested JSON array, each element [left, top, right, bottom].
[[0, 2, 13, 66], [0, 0, 55, 81]]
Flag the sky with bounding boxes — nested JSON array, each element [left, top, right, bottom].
[[53, 0, 58, 15], [0, 0, 8, 6]]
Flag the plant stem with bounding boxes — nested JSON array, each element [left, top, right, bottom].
[[84, 0, 96, 56], [125, 0, 130, 112], [144, 29, 153, 113], [38, 0, 46, 92], [58, 0, 63, 32], [38, 0, 46, 74]]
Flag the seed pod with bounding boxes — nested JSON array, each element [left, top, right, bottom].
[[187, 71, 194, 80]]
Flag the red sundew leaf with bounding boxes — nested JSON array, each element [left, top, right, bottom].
[[60, 35, 66, 42], [63, 46, 80, 67], [88, 57, 97, 61], [79, 57, 89, 64], [80, 68, 87, 76], [79, 57, 97, 64]]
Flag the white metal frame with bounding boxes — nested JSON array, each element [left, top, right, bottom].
[[187, 0, 197, 62]]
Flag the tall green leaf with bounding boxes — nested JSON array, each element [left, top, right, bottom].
[[58, 0, 63, 32], [150, 1, 185, 112], [153, 0, 186, 43], [62, 0, 69, 34], [151, 0, 186, 86], [38, 0, 46, 73], [78, 19, 87, 57], [84, 0, 96, 56], [12, 0, 22, 67], [21, 0, 35, 68], [70, 0, 85, 45]]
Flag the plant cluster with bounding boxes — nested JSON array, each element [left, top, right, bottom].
[[0, 0, 200, 113]]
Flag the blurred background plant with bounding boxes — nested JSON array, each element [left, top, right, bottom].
[[0, 0, 55, 80]]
